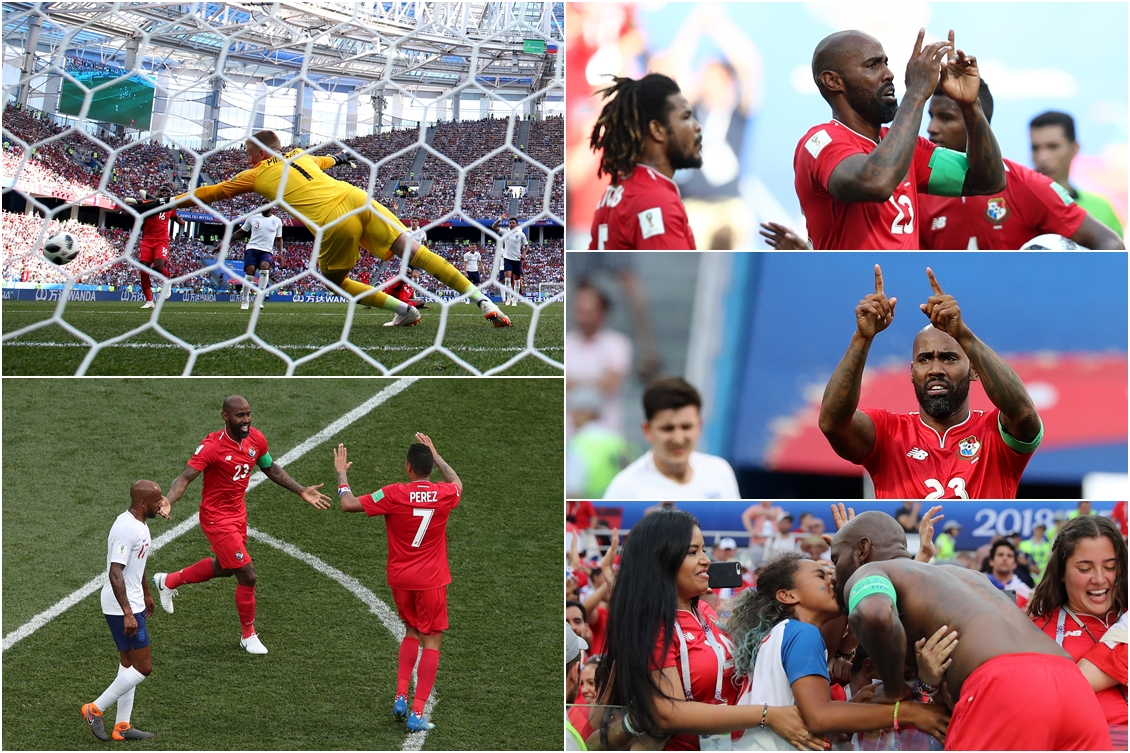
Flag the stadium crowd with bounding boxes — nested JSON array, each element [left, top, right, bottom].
[[566, 502, 1128, 751]]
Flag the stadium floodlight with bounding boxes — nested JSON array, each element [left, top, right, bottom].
[[1, 1, 564, 375]]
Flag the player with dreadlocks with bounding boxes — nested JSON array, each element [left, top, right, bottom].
[[588, 74, 702, 249]]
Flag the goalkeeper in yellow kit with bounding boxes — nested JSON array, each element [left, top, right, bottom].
[[171, 130, 510, 327]]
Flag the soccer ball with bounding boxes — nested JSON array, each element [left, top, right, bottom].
[[1020, 234, 1080, 250], [42, 232, 78, 265]]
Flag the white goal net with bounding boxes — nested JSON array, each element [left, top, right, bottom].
[[1, 1, 564, 375]]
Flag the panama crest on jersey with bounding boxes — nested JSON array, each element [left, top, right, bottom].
[[248, 447, 257, 459], [958, 435, 981, 460], [984, 198, 1009, 223]]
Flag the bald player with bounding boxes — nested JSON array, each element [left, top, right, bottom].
[[795, 29, 1005, 249], [830, 510, 1110, 750], [163, 130, 510, 327], [818, 265, 1042, 498]]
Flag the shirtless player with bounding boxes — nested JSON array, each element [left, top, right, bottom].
[[829, 511, 1109, 750]]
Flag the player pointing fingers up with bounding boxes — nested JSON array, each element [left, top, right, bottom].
[[920, 267, 967, 339], [856, 264, 898, 340]]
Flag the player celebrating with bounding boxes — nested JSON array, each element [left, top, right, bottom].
[[152, 395, 331, 654], [230, 205, 284, 309], [334, 433, 462, 733], [128, 183, 185, 309], [796, 29, 1006, 249], [588, 73, 702, 249], [919, 82, 1124, 249], [491, 215, 527, 305], [167, 130, 510, 327], [818, 265, 1042, 498], [81, 480, 166, 742]]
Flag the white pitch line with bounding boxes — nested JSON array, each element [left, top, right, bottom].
[[248, 527, 436, 749], [2, 378, 417, 652], [2, 341, 562, 353]]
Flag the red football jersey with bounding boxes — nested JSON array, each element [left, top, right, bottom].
[[589, 164, 696, 249], [860, 408, 1035, 499], [795, 121, 938, 249], [141, 209, 179, 243], [187, 427, 270, 522], [358, 480, 460, 590], [919, 159, 1087, 249]]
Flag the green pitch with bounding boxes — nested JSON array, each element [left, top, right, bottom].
[[1, 301, 563, 376], [2, 378, 561, 750]]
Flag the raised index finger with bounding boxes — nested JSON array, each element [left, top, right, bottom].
[[874, 264, 884, 295], [913, 27, 925, 56], [926, 267, 944, 295], [948, 29, 955, 63]]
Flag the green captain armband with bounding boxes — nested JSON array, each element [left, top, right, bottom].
[[848, 574, 897, 615], [999, 414, 1043, 454], [256, 452, 272, 469], [926, 147, 970, 197]]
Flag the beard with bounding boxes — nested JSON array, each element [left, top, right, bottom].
[[846, 81, 899, 126], [668, 136, 704, 171], [915, 372, 972, 418]]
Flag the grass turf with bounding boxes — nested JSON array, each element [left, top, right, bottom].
[[2, 377, 561, 750], [1, 301, 563, 376]]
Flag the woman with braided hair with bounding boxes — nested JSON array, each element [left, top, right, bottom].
[[587, 74, 701, 249]]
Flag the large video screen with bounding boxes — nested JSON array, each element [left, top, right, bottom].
[[58, 57, 154, 129]]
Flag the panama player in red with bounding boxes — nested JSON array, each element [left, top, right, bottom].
[[335, 433, 462, 733], [796, 29, 1005, 249], [819, 265, 1043, 498], [588, 73, 701, 249], [128, 184, 186, 309], [152, 395, 330, 654], [919, 83, 1125, 250]]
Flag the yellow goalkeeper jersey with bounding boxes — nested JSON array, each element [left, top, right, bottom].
[[183, 149, 354, 227]]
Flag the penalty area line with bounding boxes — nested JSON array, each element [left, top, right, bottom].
[[1, 377, 418, 653]]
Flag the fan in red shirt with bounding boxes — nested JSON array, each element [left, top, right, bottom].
[[335, 433, 462, 733], [127, 183, 186, 309], [152, 396, 331, 655], [795, 29, 1005, 249], [588, 73, 700, 249], [819, 265, 1043, 498], [919, 83, 1125, 250]]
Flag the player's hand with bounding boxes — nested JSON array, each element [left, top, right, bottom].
[[856, 264, 897, 341], [915, 625, 958, 687], [904, 27, 952, 100], [902, 701, 950, 746], [938, 30, 980, 106], [333, 444, 352, 474], [330, 152, 357, 168], [123, 612, 138, 636], [301, 483, 332, 510], [759, 222, 807, 250], [415, 432, 437, 456], [827, 655, 853, 686], [144, 594, 156, 618], [919, 267, 969, 339], [157, 496, 172, 520], [916, 505, 943, 562], [830, 502, 856, 531]]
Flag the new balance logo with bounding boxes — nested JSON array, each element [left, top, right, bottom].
[[931, 217, 947, 230], [907, 447, 929, 460]]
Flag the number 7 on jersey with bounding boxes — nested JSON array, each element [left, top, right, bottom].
[[412, 507, 435, 547]]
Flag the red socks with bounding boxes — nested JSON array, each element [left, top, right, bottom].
[[396, 637, 420, 697], [140, 270, 152, 301], [235, 584, 256, 639], [165, 558, 214, 589], [413, 648, 440, 715]]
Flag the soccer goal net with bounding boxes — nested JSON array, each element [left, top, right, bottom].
[[1, 1, 564, 375]]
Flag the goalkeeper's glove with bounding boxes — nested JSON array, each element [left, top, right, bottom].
[[330, 152, 357, 168], [124, 189, 148, 206]]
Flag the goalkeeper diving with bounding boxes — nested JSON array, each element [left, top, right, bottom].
[[164, 130, 511, 327]]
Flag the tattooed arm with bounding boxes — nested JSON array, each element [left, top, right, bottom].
[[921, 268, 1040, 441], [936, 30, 1006, 196], [415, 432, 462, 492], [818, 265, 891, 463]]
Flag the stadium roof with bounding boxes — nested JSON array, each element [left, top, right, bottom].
[[2, 1, 563, 95]]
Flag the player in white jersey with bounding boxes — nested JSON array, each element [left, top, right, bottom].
[[81, 480, 167, 742], [406, 218, 428, 247], [491, 215, 528, 306], [462, 245, 483, 304], [231, 206, 284, 310]]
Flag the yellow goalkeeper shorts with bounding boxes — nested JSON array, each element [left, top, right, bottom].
[[315, 186, 407, 273]]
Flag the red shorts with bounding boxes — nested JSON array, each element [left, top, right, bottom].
[[391, 586, 448, 634], [202, 519, 252, 570], [139, 238, 169, 263], [945, 652, 1111, 751]]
